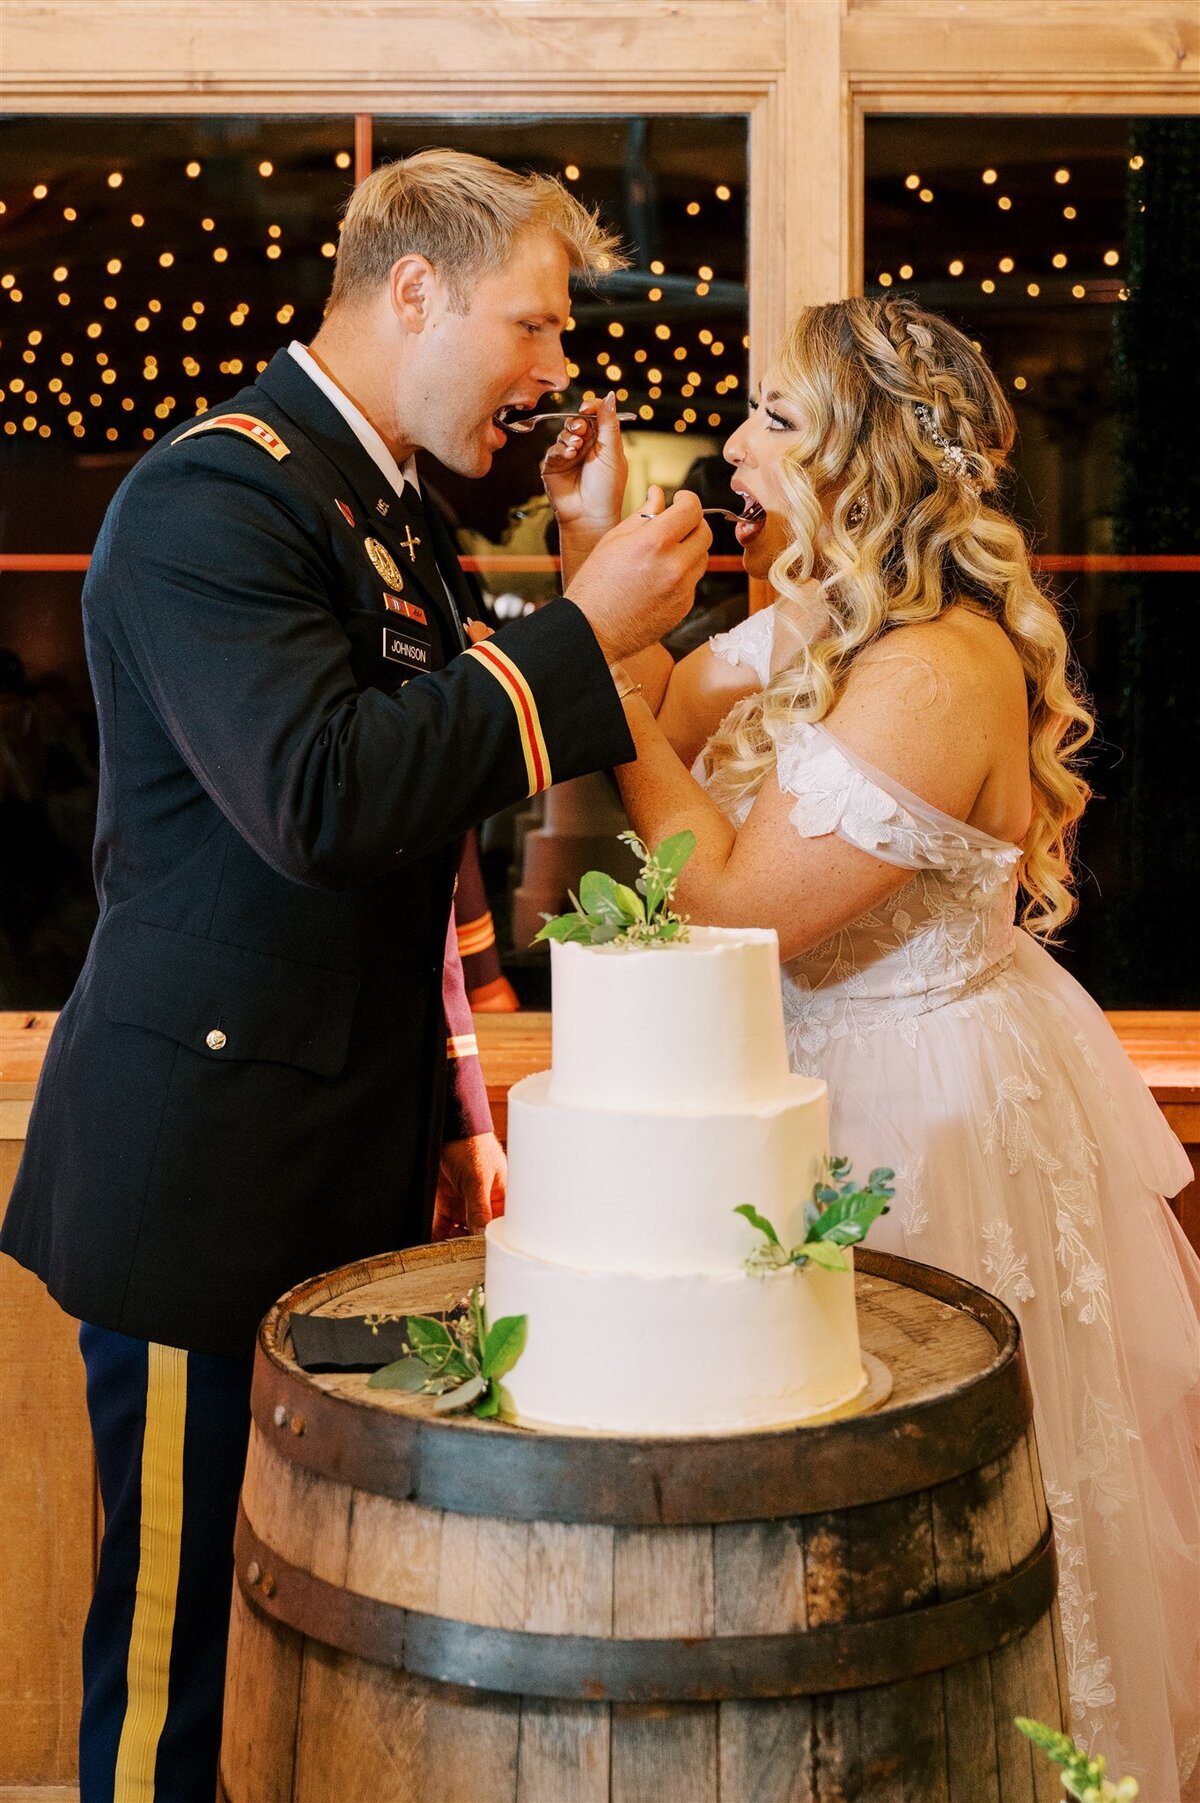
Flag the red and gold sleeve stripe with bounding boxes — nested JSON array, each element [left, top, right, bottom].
[[456, 911, 497, 958], [464, 641, 552, 796], [446, 1032, 480, 1061]]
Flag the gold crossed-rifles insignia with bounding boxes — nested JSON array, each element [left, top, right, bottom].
[[364, 537, 405, 589]]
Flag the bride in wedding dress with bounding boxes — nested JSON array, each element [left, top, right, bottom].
[[549, 297, 1199, 1795]]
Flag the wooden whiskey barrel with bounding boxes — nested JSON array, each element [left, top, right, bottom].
[[219, 1241, 1067, 1803]]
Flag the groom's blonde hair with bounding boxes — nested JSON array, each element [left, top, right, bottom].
[[330, 148, 627, 310]]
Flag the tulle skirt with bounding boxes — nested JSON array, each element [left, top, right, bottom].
[[795, 932, 1200, 1797]]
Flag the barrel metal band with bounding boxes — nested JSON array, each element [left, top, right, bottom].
[[255, 1247, 1033, 1526], [235, 1505, 1057, 1703]]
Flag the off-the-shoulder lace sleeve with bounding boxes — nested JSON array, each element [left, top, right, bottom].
[[771, 717, 1021, 888], [708, 603, 778, 688]]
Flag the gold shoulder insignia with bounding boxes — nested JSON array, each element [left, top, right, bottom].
[[172, 413, 290, 461]]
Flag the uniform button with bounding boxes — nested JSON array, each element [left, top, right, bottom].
[[206, 1029, 227, 1051]]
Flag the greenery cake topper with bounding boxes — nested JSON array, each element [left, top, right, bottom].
[[534, 829, 695, 947], [736, 1157, 894, 1275]]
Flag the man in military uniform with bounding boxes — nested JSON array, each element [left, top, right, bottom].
[[1, 148, 710, 1800]]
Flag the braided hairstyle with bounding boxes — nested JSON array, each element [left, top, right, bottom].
[[704, 297, 1094, 938]]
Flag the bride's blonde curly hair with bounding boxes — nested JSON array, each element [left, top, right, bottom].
[[704, 296, 1094, 938]]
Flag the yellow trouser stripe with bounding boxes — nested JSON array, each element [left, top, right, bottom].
[[114, 1342, 188, 1802], [447, 1033, 480, 1060]]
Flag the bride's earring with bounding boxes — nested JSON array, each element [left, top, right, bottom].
[[846, 495, 868, 529]]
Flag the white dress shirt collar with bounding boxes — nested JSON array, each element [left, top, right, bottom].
[[287, 341, 420, 499]]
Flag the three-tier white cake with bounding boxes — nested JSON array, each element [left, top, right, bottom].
[[484, 925, 868, 1434]]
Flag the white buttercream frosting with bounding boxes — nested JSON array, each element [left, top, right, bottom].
[[548, 927, 793, 1112]]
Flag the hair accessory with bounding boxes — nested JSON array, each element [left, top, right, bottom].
[[846, 495, 868, 529], [913, 402, 981, 495]]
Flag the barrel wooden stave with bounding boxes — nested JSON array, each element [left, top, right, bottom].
[[220, 1248, 1067, 1801]]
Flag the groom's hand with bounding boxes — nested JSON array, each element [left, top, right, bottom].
[[566, 487, 711, 663], [431, 1132, 507, 1239]]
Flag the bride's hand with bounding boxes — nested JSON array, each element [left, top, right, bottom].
[[541, 392, 629, 539]]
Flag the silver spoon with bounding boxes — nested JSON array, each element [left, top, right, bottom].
[[506, 409, 639, 434]]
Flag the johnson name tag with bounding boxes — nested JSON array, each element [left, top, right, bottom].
[[382, 628, 430, 670]]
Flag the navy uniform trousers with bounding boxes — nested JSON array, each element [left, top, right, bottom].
[[79, 1324, 253, 1803]]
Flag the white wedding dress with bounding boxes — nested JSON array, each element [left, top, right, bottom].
[[704, 605, 1200, 1798]]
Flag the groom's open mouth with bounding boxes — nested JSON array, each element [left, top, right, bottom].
[[732, 488, 767, 546]]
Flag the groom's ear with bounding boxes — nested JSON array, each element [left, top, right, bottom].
[[389, 255, 436, 333]]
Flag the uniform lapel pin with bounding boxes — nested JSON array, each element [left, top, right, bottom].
[[400, 524, 421, 563], [336, 499, 356, 527], [376, 498, 390, 518]]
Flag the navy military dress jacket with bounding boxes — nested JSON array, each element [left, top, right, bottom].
[[1, 349, 634, 1356]]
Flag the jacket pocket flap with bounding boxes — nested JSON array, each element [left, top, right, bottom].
[[105, 921, 360, 1078]]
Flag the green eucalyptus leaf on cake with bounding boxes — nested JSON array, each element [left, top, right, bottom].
[[482, 1314, 528, 1381], [433, 1373, 488, 1413], [868, 1167, 895, 1185], [796, 1239, 850, 1273], [406, 1315, 453, 1358], [367, 1355, 431, 1392], [534, 914, 596, 944], [734, 1203, 782, 1247], [806, 1190, 891, 1246], [654, 829, 697, 887], [579, 870, 631, 925]]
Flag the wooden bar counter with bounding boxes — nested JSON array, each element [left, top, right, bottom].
[[1, 1007, 1197, 1790]]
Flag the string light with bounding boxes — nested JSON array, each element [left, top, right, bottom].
[[998, 196, 1012, 210], [107, 172, 123, 188], [33, 183, 48, 199], [878, 271, 893, 287], [564, 165, 580, 181], [1129, 154, 1144, 171], [1072, 283, 1086, 298], [607, 322, 624, 338], [1026, 282, 1040, 296], [186, 161, 201, 178], [335, 152, 352, 169], [649, 260, 665, 276], [1103, 249, 1119, 266], [1063, 205, 1077, 219], [899, 263, 913, 280], [715, 185, 731, 201], [949, 259, 964, 276], [998, 257, 1014, 273], [1052, 253, 1068, 268], [686, 202, 700, 216], [905, 174, 920, 190], [258, 161, 274, 177], [131, 213, 144, 227], [62, 207, 76, 220], [1054, 167, 1071, 184], [1013, 376, 1027, 390], [982, 168, 998, 185]]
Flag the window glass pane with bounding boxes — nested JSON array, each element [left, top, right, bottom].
[[864, 116, 1199, 1006]]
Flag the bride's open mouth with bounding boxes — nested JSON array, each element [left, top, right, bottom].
[[734, 492, 767, 545]]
